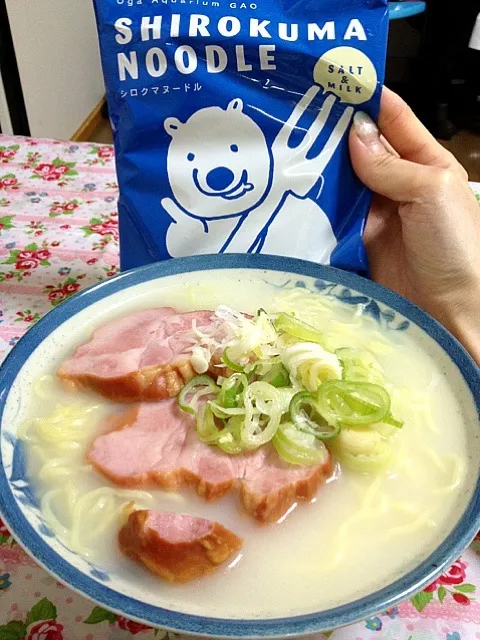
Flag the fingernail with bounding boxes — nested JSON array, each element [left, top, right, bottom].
[[353, 112, 383, 153]]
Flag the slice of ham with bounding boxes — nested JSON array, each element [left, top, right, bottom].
[[88, 400, 332, 523], [119, 510, 242, 582], [58, 309, 225, 402]]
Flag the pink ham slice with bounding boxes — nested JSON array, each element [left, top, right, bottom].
[[88, 400, 333, 523], [119, 510, 242, 582], [58, 308, 223, 402]]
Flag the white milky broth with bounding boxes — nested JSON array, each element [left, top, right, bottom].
[[15, 272, 476, 618]]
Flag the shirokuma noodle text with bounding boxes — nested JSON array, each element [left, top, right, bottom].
[[115, 16, 368, 79]]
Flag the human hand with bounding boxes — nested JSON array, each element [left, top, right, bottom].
[[349, 87, 480, 364]]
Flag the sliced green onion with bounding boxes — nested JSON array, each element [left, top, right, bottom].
[[276, 387, 297, 412], [334, 438, 393, 472], [260, 362, 290, 388], [217, 435, 244, 455], [245, 357, 281, 382], [180, 309, 403, 473], [316, 380, 391, 426], [319, 384, 403, 429], [196, 403, 223, 443], [219, 373, 248, 409], [216, 416, 244, 455], [372, 422, 398, 438], [334, 426, 382, 456], [178, 375, 219, 415], [383, 412, 404, 428], [336, 347, 384, 385], [330, 425, 392, 471], [274, 313, 324, 345], [341, 446, 392, 472], [208, 401, 245, 419], [289, 391, 340, 440], [282, 342, 341, 391], [241, 382, 282, 448], [196, 405, 243, 448], [222, 347, 246, 373], [273, 423, 328, 466]]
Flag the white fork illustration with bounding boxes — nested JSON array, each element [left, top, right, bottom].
[[224, 86, 354, 253]]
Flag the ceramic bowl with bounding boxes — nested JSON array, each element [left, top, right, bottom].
[[1, 254, 479, 638]]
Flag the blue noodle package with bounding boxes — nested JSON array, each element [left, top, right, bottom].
[[92, 0, 389, 272]]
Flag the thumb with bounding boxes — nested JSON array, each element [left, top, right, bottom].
[[349, 112, 438, 203]]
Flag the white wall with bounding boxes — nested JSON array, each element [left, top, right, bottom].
[[5, 0, 105, 139]]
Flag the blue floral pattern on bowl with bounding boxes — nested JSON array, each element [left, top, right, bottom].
[[268, 276, 410, 331]]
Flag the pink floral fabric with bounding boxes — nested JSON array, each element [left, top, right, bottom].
[[0, 134, 479, 639]]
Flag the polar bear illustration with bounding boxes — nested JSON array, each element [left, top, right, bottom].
[[162, 86, 353, 262]]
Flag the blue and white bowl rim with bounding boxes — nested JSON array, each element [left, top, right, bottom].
[[0, 253, 479, 638]]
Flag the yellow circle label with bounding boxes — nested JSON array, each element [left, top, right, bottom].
[[313, 47, 377, 105]]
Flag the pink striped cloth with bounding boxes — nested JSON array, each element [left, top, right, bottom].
[[0, 134, 479, 640]]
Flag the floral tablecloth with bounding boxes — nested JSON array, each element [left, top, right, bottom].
[[0, 134, 479, 640]]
